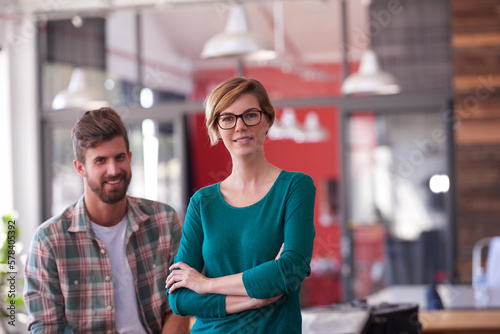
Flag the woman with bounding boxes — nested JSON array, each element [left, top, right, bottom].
[[166, 77, 316, 333]]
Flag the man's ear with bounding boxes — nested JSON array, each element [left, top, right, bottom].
[[128, 151, 132, 161], [74, 159, 87, 178]]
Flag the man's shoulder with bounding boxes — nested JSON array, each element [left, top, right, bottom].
[[126, 196, 180, 229], [126, 197, 182, 242], [127, 196, 176, 214], [33, 202, 80, 242]]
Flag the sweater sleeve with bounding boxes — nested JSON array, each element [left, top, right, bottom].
[[167, 193, 227, 318], [242, 174, 316, 299]]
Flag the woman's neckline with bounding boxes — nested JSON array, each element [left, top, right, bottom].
[[217, 169, 285, 209]]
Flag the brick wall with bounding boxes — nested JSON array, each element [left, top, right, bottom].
[[452, 0, 500, 283]]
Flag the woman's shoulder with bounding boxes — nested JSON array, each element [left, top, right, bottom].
[[279, 170, 314, 184], [191, 183, 220, 201]]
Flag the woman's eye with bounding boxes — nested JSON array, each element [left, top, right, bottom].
[[221, 116, 235, 123], [246, 112, 258, 119]]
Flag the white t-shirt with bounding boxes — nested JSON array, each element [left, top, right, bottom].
[[91, 216, 148, 334]]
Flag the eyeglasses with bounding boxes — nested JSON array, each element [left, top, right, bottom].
[[217, 110, 263, 130]]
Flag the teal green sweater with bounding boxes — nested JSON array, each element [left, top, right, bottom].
[[167, 170, 316, 333]]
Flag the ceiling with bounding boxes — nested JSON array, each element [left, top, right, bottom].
[[3, 0, 369, 68]]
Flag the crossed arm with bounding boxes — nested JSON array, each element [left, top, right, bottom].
[[165, 244, 284, 314], [167, 175, 316, 318]]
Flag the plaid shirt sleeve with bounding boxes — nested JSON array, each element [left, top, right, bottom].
[[24, 228, 67, 333], [23, 197, 184, 334]]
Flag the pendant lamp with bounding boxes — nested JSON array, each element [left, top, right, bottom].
[[268, 107, 329, 143], [52, 67, 109, 110], [341, 49, 400, 95], [303, 111, 329, 143], [201, 4, 277, 61]]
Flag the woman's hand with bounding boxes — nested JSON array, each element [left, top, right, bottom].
[[166, 262, 211, 294]]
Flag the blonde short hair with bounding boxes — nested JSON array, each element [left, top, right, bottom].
[[204, 77, 275, 146]]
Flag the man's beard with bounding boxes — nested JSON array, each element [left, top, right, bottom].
[[87, 171, 132, 204]]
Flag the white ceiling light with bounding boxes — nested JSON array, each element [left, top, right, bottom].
[[429, 174, 450, 194], [303, 111, 329, 142], [341, 49, 401, 95], [52, 67, 109, 110], [269, 107, 303, 141], [268, 108, 329, 143], [201, 3, 277, 61]]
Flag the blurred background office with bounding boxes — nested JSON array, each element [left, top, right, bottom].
[[1, 0, 500, 320]]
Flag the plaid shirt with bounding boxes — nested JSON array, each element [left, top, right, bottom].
[[23, 196, 183, 334]]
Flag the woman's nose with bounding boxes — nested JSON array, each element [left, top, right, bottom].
[[234, 116, 247, 130]]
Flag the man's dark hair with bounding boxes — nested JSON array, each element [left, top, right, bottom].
[[71, 107, 130, 163]]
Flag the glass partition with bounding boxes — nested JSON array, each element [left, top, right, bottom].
[[341, 105, 454, 300]]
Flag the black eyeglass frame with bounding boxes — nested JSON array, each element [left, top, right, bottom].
[[216, 110, 264, 130]]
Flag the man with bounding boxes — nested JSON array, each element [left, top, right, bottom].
[[24, 108, 190, 333]]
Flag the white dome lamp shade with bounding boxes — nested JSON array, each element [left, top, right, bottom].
[[341, 49, 401, 95], [201, 4, 277, 61], [303, 111, 329, 143], [52, 67, 109, 110]]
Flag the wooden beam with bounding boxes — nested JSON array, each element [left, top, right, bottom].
[[455, 119, 500, 144], [453, 32, 500, 48]]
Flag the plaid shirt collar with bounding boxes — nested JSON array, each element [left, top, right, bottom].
[[68, 195, 150, 238]]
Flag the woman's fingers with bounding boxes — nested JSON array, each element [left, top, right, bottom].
[[165, 263, 187, 291], [165, 262, 209, 294], [166, 271, 189, 292], [169, 261, 188, 271], [165, 271, 178, 290]]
